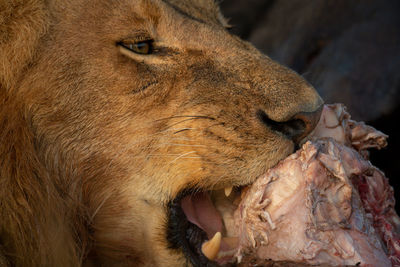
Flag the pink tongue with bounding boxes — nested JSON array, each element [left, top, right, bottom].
[[181, 192, 223, 239]]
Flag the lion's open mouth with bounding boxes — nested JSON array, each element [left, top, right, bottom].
[[167, 187, 243, 266]]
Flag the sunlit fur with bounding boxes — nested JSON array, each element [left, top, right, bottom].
[[0, 0, 322, 266]]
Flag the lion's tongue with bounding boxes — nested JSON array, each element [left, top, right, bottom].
[[181, 192, 223, 239]]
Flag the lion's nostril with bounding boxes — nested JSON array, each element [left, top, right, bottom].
[[257, 105, 323, 144], [257, 110, 305, 140]]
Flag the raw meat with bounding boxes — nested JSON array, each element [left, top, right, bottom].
[[234, 104, 399, 266]]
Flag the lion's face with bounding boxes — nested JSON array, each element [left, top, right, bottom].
[[13, 0, 322, 265]]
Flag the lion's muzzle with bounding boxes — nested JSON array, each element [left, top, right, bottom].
[[257, 104, 323, 145]]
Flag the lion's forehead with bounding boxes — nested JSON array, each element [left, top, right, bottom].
[[51, 0, 226, 45], [160, 0, 222, 24], [63, 0, 221, 20]]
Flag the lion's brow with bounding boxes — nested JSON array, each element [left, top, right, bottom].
[[160, 0, 207, 24]]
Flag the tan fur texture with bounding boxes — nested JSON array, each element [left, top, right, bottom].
[[0, 0, 322, 266]]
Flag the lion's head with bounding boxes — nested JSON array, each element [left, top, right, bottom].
[[0, 0, 322, 266]]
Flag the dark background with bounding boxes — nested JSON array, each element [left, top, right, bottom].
[[220, 0, 400, 210]]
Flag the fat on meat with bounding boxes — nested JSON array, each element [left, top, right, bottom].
[[234, 104, 399, 266]]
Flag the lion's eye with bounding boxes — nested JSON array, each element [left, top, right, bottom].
[[119, 40, 153, 55]]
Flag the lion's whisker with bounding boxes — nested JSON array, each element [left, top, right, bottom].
[[173, 128, 192, 134], [155, 115, 216, 122], [89, 191, 113, 223], [103, 136, 195, 172], [129, 155, 205, 159], [115, 134, 193, 152], [168, 117, 212, 128], [155, 143, 207, 148], [128, 115, 215, 133], [209, 174, 231, 191], [169, 151, 197, 163]]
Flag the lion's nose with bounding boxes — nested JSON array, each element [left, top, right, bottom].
[[257, 105, 323, 144]]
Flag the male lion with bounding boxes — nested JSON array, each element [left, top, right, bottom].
[[0, 0, 323, 266]]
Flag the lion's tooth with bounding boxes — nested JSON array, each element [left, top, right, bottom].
[[224, 186, 233, 197], [201, 232, 221, 260]]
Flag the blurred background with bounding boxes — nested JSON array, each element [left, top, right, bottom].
[[220, 0, 400, 209]]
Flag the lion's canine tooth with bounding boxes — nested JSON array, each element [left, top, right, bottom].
[[201, 232, 221, 260], [224, 186, 233, 197]]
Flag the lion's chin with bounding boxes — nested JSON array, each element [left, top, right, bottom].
[[167, 187, 244, 266]]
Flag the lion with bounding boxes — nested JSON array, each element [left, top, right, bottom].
[[0, 0, 323, 266]]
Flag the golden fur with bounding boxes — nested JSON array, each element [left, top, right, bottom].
[[0, 0, 322, 266]]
